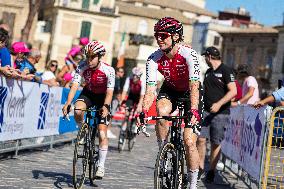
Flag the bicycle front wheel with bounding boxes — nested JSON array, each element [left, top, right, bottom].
[[154, 143, 178, 189], [118, 130, 126, 152], [73, 123, 89, 189], [128, 121, 136, 151]]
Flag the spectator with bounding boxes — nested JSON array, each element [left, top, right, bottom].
[[57, 54, 83, 87], [231, 64, 259, 107], [254, 87, 284, 108], [108, 67, 125, 139], [197, 46, 237, 183], [41, 60, 59, 87], [18, 48, 42, 82], [10, 41, 30, 69], [0, 28, 11, 76], [65, 37, 88, 68]]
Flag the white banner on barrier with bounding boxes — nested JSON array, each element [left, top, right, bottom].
[[0, 77, 62, 141], [221, 105, 267, 182]]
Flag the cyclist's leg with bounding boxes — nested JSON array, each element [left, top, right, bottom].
[[74, 91, 92, 127], [156, 95, 172, 148], [96, 112, 111, 177], [184, 129, 199, 188]]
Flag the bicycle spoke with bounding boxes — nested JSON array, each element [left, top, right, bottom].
[[154, 143, 177, 189], [73, 124, 89, 189]]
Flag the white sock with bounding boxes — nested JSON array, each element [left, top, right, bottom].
[[98, 148, 108, 168], [188, 169, 199, 189]]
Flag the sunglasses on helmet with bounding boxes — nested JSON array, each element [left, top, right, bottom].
[[154, 32, 171, 40]]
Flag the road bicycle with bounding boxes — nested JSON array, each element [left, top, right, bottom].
[[140, 98, 194, 189], [65, 105, 99, 189], [118, 103, 137, 152]]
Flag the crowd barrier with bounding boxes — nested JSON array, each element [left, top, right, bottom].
[[262, 106, 284, 189], [0, 76, 81, 155], [223, 105, 284, 189]]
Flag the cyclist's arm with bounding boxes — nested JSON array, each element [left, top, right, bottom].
[[104, 66, 115, 107], [142, 86, 156, 112], [104, 88, 114, 107], [142, 57, 158, 112], [66, 82, 80, 105], [121, 77, 130, 102], [183, 47, 201, 110]]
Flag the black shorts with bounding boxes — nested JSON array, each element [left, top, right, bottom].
[[157, 84, 204, 129], [76, 88, 111, 126], [127, 93, 140, 105]]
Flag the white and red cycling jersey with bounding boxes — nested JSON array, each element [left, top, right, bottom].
[[146, 44, 200, 92], [123, 76, 146, 96], [72, 61, 115, 94]]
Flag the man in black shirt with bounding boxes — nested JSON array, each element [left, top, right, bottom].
[[197, 47, 237, 183]]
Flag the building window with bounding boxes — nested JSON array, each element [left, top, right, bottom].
[[246, 50, 254, 65], [264, 52, 274, 79], [137, 20, 148, 35], [213, 36, 220, 46], [80, 21, 91, 38], [93, 0, 99, 5], [82, 0, 90, 9]]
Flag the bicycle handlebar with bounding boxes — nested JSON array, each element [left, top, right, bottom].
[[63, 105, 99, 121]]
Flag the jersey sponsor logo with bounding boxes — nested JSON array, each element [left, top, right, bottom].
[[190, 50, 200, 76], [37, 92, 49, 130], [0, 86, 8, 133]]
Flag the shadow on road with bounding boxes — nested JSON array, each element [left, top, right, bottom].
[[32, 169, 73, 188]]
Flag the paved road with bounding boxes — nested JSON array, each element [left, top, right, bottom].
[[0, 126, 251, 189]]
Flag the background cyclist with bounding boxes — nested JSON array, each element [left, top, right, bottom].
[[119, 66, 145, 141], [137, 17, 202, 189], [62, 40, 115, 179]]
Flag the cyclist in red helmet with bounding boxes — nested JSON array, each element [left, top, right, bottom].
[[137, 17, 203, 189], [62, 40, 115, 179]]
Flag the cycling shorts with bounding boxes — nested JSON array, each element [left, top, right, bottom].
[[157, 84, 204, 131], [76, 88, 111, 126]]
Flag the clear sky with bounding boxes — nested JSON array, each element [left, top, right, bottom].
[[205, 0, 284, 26]]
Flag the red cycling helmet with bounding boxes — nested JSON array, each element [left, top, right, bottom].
[[154, 17, 183, 36]]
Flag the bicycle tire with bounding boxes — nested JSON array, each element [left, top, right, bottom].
[[89, 126, 98, 185], [174, 150, 184, 189], [73, 123, 89, 189], [154, 143, 178, 189], [128, 119, 136, 151], [118, 130, 126, 152]]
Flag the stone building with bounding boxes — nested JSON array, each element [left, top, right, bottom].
[[114, 0, 216, 73], [35, 0, 118, 70], [272, 26, 284, 89], [0, 0, 37, 42], [220, 27, 278, 93]]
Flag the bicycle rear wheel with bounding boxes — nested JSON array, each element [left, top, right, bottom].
[[73, 123, 89, 189], [154, 143, 178, 189], [89, 127, 99, 185]]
